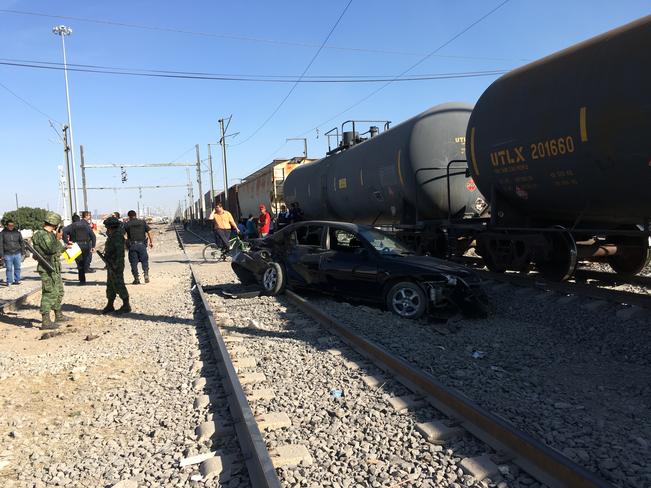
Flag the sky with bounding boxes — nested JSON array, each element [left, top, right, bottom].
[[1, 0, 649, 219]]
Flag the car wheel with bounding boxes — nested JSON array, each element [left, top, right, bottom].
[[261, 262, 286, 295], [386, 281, 427, 319]]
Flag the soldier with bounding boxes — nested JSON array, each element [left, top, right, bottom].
[[32, 211, 71, 329], [101, 216, 131, 314], [123, 210, 153, 284]]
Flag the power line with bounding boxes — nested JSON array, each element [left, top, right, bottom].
[[0, 59, 508, 82], [298, 0, 512, 137], [0, 79, 61, 123], [234, 0, 353, 146], [0, 8, 529, 62]]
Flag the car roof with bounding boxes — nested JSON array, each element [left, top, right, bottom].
[[283, 221, 372, 232]]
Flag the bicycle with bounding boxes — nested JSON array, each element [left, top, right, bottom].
[[202, 235, 250, 262]]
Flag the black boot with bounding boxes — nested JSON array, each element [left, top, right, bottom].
[[116, 299, 132, 315], [41, 313, 59, 330], [101, 301, 115, 314], [54, 309, 72, 323], [132, 274, 140, 285], [144, 271, 150, 284]]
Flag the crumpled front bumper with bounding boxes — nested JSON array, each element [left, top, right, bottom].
[[231, 250, 271, 283]]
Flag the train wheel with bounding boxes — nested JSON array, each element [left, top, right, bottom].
[[607, 229, 650, 276], [476, 238, 506, 273], [535, 228, 577, 281]]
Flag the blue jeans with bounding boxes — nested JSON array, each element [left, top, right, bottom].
[[4, 253, 21, 284]]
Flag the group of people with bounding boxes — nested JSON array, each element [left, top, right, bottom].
[[1, 209, 155, 329], [208, 201, 303, 250]]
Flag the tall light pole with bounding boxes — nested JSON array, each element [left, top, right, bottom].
[[52, 24, 79, 214]]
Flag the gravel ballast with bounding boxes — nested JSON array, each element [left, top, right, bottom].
[[0, 226, 249, 487], [185, 224, 649, 488]]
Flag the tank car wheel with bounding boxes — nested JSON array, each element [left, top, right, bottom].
[[535, 228, 577, 281], [385, 282, 427, 319], [607, 230, 650, 276], [476, 238, 506, 273]]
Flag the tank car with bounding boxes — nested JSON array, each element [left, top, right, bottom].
[[284, 103, 485, 241], [467, 15, 651, 280]]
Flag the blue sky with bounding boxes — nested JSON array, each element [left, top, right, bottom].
[[1, 0, 649, 218]]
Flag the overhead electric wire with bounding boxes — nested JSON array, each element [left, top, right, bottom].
[[232, 0, 353, 146], [0, 59, 508, 82], [298, 0, 512, 137], [0, 79, 61, 123], [0, 8, 529, 62], [0, 57, 513, 80]]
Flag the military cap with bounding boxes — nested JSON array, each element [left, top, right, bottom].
[[103, 216, 122, 229], [44, 211, 62, 226]]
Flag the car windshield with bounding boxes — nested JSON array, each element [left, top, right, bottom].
[[357, 228, 414, 255]]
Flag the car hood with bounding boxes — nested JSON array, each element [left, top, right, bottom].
[[382, 255, 479, 280]]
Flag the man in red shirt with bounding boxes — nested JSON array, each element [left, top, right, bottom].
[[258, 204, 271, 238]]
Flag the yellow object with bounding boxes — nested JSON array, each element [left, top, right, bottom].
[[62, 242, 82, 263]]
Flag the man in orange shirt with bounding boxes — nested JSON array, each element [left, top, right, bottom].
[[258, 204, 271, 238], [208, 203, 239, 250]]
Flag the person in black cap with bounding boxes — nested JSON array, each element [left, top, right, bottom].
[[63, 213, 96, 285], [123, 210, 153, 284], [102, 216, 130, 314]]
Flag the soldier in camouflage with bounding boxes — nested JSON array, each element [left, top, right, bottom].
[[101, 216, 131, 314], [32, 211, 72, 329]]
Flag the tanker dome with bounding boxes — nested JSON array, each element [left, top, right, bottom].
[[284, 102, 479, 225]]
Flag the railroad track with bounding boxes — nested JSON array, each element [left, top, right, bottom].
[[458, 256, 651, 313], [0, 286, 41, 315], [176, 225, 614, 488]]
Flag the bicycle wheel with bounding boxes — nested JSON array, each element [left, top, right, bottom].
[[203, 243, 222, 262]]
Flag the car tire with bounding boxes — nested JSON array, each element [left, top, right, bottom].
[[261, 262, 286, 296], [385, 281, 427, 319]]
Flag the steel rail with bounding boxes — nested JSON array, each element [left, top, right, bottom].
[[473, 269, 651, 310], [0, 286, 41, 314], [174, 226, 282, 488], [284, 289, 613, 488]]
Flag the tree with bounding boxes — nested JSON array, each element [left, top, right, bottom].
[[1, 207, 49, 230]]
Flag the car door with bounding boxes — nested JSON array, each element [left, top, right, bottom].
[[319, 226, 381, 300], [284, 224, 327, 287]]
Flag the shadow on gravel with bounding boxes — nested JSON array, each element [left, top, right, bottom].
[[16, 302, 196, 326], [0, 312, 39, 328]]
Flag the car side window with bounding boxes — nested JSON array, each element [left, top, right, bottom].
[[294, 225, 323, 247], [329, 229, 363, 253]]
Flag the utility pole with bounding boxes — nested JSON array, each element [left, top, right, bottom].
[[15, 194, 18, 210], [80, 144, 88, 212], [186, 169, 195, 221], [207, 144, 215, 208], [62, 125, 74, 220], [195, 144, 205, 221], [218, 118, 230, 210]]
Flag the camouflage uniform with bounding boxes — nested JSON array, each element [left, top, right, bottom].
[[102, 217, 130, 314], [32, 228, 65, 315]]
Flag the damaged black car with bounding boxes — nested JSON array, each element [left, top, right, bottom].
[[231, 221, 488, 319]]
